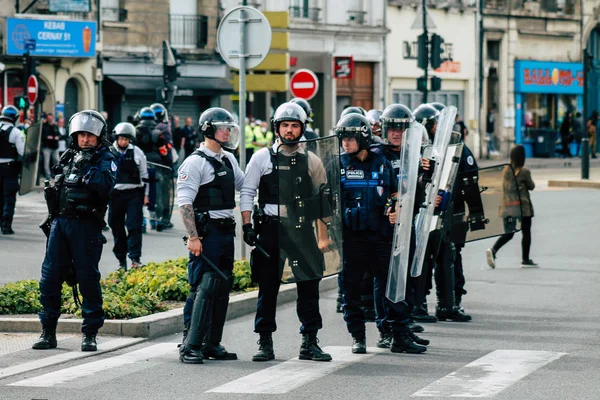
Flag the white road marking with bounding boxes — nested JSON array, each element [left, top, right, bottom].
[[207, 346, 385, 394], [411, 349, 566, 398], [0, 337, 143, 380], [8, 342, 175, 387], [292, 82, 315, 89]]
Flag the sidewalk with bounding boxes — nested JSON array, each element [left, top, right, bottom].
[[478, 156, 600, 170]]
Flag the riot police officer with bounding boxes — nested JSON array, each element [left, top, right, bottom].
[[414, 104, 440, 143], [337, 113, 426, 355], [33, 110, 116, 352], [340, 106, 367, 119], [177, 108, 244, 364], [108, 122, 149, 270], [0, 106, 25, 235], [135, 107, 158, 156], [240, 102, 332, 362]]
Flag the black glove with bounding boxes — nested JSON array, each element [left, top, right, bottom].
[[242, 223, 257, 246], [422, 158, 436, 183]]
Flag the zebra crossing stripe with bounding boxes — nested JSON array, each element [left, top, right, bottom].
[[8, 342, 175, 387], [411, 350, 567, 397], [207, 346, 386, 394], [0, 337, 143, 380]]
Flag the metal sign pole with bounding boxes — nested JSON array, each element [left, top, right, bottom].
[[239, 9, 248, 260]]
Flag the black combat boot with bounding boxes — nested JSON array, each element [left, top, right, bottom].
[[408, 321, 424, 333], [390, 326, 427, 354], [436, 306, 472, 322], [32, 329, 57, 350], [252, 333, 275, 362], [118, 258, 127, 272], [299, 333, 332, 361], [412, 301, 438, 323], [351, 333, 367, 354], [408, 330, 430, 346], [81, 333, 98, 352], [376, 330, 392, 349], [179, 344, 204, 364], [1, 217, 14, 235]]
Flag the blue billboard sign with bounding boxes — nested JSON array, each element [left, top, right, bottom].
[[6, 18, 96, 57], [514, 60, 583, 94], [49, 0, 91, 12]]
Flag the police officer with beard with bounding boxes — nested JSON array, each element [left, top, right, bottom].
[[177, 108, 244, 364], [337, 113, 426, 355], [0, 106, 25, 235], [109, 122, 149, 270], [33, 110, 116, 352], [241, 102, 332, 363], [290, 98, 318, 152]]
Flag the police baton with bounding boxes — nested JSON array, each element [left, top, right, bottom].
[[254, 242, 271, 260], [182, 236, 229, 280]]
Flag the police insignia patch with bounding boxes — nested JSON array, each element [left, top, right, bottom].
[[376, 186, 384, 197], [467, 155, 474, 166], [111, 161, 118, 172], [371, 172, 378, 179], [179, 172, 188, 181]]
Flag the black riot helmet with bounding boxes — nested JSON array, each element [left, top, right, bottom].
[[150, 103, 168, 123], [113, 122, 137, 141], [366, 109, 383, 135], [335, 113, 372, 152], [429, 102, 446, 112], [340, 106, 367, 119], [198, 107, 240, 150], [68, 110, 107, 149], [290, 97, 314, 123], [0, 106, 19, 124], [413, 104, 440, 137], [139, 107, 156, 121], [272, 102, 307, 143], [381, 104, 414, 145]]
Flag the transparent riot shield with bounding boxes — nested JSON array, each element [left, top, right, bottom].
[[386, 124, 422, 303], [147, 161, 174, 224], [429, 142, 464, 232], [19, 121, 43, 195], [277, 135, 343, 283], [451, 164, 522, 244], [411, 106, 457, 277]]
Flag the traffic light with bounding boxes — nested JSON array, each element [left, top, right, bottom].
[[430, 34, 444, 70], [417, 76, 427, 93], [431, 76, 442, 92], [417, 33, 428, 70], [14, 96, 28, 110]]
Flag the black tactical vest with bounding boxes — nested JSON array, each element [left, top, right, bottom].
[[258, 149, 312, 208], [57, 152, 104, 216], [135, 121, 157, 154], [0, 124, 18, 160], [115, 148, 141, 185], [192, 150, 235, 212]]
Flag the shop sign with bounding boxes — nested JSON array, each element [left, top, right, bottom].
[[6, 18, 97, 57], [334, 56, 354, 79], [514, 60, 583, 94], [49, 0, 91, 12]]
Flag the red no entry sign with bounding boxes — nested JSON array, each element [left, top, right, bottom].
[[27, 75, 38, 105], [289, 69, 319, 100]]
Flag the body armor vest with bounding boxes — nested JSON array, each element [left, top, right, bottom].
[[135, 121, 157, 154], [192, 151, 235, 212], [0, 124, 18, 160], [115, 148, 141, 185], [340, 151, 391, 232], [258, 149, 312, 210], [57, 152, 105, 216]]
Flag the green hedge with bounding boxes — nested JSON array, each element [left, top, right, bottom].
[[0, 258, 255, 320]]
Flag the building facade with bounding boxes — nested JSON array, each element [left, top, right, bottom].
[[220, 0, 387, 135], [100, 0, 232, 128], [0, 0, 98, 121]]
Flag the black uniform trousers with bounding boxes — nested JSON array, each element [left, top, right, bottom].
[[342, 230, 410, 337], [252, 220, 323, 335], [39, 217, 106, 334], [0, 163, 19, 220], [108, 187, 144, 262], [183, 224, 235, 326]]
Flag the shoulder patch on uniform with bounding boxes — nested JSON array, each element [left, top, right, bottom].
[[111, 161, 118, 172], [179, 171, 188, 181], [467, 155, 474, 166]]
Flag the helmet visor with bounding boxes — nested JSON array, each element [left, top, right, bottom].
[[69, 113, 105, 137], [212, 122, 240, 150]]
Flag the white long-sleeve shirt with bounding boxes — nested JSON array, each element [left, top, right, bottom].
[[112, 142, 150, 196], [177, 143, 244, 219]]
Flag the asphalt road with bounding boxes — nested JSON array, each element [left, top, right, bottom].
[[0, 179, 598, 399]]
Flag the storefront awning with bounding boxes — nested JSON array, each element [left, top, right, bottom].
[[106, 75, 234, 94]]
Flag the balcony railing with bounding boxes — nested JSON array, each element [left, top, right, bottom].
[[102, 8, 128, 23], [486, 0, 578, 15], [289, 6, 321, 22], [169, 14, 209, 49]]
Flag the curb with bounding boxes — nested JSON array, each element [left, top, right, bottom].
[[0, 275, 338, 338], [547, 180, 600, 189]]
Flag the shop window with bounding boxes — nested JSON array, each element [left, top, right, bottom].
[[487, 41, 500, 61]]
